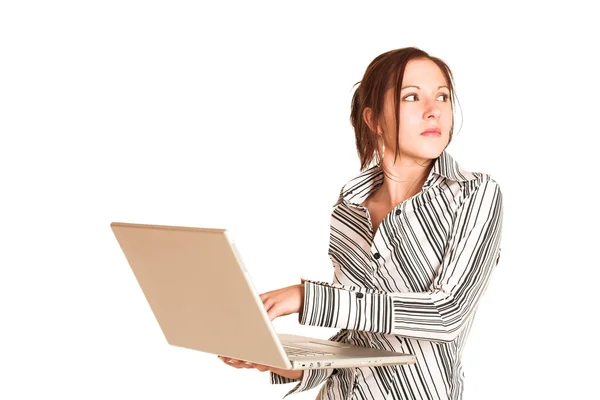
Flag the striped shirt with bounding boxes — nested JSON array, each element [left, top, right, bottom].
[[271, 150, 504, 400]]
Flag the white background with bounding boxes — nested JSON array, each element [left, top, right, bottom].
[[1, 1, 598, 399]]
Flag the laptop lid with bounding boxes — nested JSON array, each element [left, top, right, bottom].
[[110, 222, 292, 369]]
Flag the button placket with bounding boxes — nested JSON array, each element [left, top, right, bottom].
[[371, 247, 382, 272], [394, 208, 403, 246]]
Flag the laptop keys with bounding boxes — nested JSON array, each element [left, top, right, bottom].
[[283, 345, 334, 357]]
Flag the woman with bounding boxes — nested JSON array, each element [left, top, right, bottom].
[[219, 47, 504, 400]]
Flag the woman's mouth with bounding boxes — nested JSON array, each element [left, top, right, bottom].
[[420, 128, 441, 137]]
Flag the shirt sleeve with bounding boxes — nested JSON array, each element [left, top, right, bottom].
[[268, 329, 351, 395], [269, 368, 334, 398], [300, 176, 504, 343]]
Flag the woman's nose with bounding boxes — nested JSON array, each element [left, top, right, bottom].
[[424, 99, 441, 119]]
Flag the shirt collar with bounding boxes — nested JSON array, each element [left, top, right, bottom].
[[335, 150, 478, 206]]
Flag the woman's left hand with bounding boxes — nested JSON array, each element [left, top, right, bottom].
[[217, 356, 304, 380], [259, 283, 304, 321]]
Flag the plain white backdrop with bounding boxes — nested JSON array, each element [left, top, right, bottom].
[[1, 1, 598, 399]]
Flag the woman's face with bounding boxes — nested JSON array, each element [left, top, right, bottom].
[[380, 58, 452, 162]]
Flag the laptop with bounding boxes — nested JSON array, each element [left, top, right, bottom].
[[110, 222, 417, 370]]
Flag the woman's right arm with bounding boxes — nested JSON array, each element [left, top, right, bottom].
[[300, 176, 504, 343]]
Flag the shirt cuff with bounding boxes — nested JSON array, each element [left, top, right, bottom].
[[271, 368, 333, 397], [270, 372, 300, 385], [300, 280, 393, 333]]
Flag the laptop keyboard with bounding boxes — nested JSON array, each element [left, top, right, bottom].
[[283, 345, 334, 357]]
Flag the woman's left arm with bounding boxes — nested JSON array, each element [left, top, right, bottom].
[[299, 176, 504, 343]]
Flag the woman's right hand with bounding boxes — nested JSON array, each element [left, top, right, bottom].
[[218, 356, 304, 380]]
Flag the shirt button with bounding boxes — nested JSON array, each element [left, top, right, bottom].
[[356, 293, 364, 299], [395, 209, 401, 216], [373, 252, 381, 259]]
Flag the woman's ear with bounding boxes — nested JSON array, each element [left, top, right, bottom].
[[362, 107, 382, 135]]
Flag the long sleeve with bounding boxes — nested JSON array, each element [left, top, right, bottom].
[[269, 368, 334, 397], [300, 176, 503, 343], [268, 330, 352, 396]]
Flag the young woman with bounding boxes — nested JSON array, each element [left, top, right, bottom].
[[219, 47, 504, 400]]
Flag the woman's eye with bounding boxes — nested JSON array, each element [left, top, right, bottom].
[[403, 93, 449, 102]]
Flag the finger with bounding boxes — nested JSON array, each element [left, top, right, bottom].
[[249, 363, 269, 372], [268, 309, 283, 321], [231, 362, 251, 369], [267, 307, 276, 321], [268, 304, 288, 321], [220, 357, 251, 369], [263, 297, 274, 310], [218, 356, 236, 364], [259, 290, 275, 302], [249, 362, 275, 373], [233, 360, 253, 369]]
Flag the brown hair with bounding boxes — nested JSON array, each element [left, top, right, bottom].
[[350, 47, 458, 170]]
